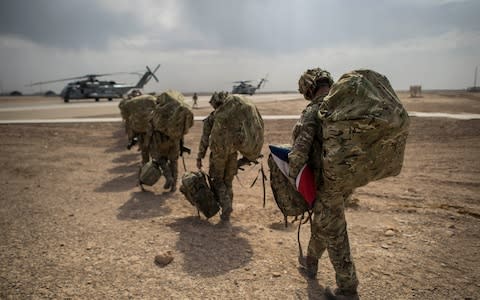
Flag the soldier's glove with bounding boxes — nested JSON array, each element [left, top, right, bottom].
[[181, 146, 191, 156], [237, 157, 252, 170], [126, 137, 138, 150]]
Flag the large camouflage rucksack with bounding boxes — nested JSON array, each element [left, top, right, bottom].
[[210, 95, 264, 161], [151, 90, 194, 139], [268, 152, 309, 221], [180, 171, 220, 219], [319, 69, 410, 195], [120, 94, 157, 133]]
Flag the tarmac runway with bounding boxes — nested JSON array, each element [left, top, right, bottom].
[[0, 93, 479, 124]]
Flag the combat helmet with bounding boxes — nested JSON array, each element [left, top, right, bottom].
[[298, 68, 334, 100], [127, 88, 142, 99], [209, 91, 229, 108]]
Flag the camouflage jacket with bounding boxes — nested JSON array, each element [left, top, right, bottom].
[[197, 111, 215, 160], [288, 95, 325, 183]]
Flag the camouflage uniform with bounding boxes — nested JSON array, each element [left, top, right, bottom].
[[145, 124, 180, 191], [118, 91, 153, 164], [288, 68, 359, 295], [197, 92, 236, 221]]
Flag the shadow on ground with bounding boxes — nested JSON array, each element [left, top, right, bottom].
[[268, 221, 298, 232], [168, 216, 253, 277], [111, 153, 140, 164], [306, 279, 327, 300], [95, 173, 138, 192], [108, 162, 138, 174], [117, 190, 172, 220], [104, 128, 131, 153]]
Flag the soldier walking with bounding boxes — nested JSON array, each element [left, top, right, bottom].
[[196, 91, 236, 221], [289, 68, 359, 299]]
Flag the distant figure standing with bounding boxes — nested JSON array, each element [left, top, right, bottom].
[[192, 92, 198, 108]]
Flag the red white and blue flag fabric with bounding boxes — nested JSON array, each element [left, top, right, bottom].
[[269, 144, 316, 208]]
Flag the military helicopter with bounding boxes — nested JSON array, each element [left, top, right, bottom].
[[28, 64, 160, 102], [231, 74, 268, 95]]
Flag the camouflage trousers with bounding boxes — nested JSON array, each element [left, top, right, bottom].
[[307, 191, 359, 293], [135, 132, 149, 165], [208, 150, 238, 217], [147, 131, 180, 190]]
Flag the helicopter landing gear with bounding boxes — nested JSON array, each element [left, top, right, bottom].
[[108, 98, 112, 101], [63, 97, 69, 103], [95, 98, 100, 102]]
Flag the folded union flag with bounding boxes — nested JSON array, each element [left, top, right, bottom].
[[269, 144, 316, 208]]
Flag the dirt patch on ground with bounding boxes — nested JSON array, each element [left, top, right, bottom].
[[0, 93, 479, 299]]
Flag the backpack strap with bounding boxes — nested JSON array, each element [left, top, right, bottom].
[[247, 158, 267, 207], [296, 209, 313, 262]]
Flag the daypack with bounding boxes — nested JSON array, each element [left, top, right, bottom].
[[151, 90, 194, 139], [139, 160, 162, 186], [121, 95, 157, 133], [268, 153, 309, 219], [180, 171, 220, 219], [210, 95, 264, 161], [319, 69, 410, 195]]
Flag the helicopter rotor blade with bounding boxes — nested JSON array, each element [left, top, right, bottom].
[[88, 71, 138, 77], [26, 75, 90, 86], [232, 80, 253, 83], [27, 71, 140, 86], [152, 64, 160, 82]]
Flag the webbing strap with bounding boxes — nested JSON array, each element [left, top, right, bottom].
[[296, 210, 313, 261]]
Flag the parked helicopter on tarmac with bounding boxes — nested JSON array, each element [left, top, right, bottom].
[[28, 64, 160, 102], [231, 74, 268, 95]]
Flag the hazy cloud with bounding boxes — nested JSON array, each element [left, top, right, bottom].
[[0, 0, 144, 49], [0, 0, 478, 92]]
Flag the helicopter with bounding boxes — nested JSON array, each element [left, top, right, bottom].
[[231, 74, 268, 95], [28, 64, 160, 102]]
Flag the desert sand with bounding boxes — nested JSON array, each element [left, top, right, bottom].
[[0, 91, 479, 299]]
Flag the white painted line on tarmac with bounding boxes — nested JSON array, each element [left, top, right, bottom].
[[0, 102, 119, 112], [0, 118, 122, 124], [407, 112, 480, 120], [0, 112, 479, 124]]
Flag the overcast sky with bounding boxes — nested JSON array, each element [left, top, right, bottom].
[[0, 0, 479, 94]]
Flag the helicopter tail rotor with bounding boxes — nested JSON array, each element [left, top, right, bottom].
[[135, 64, 161, 88], [147, 64, 160, 82]]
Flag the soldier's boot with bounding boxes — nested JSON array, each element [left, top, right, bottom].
[[169, 160, 178, 192], [298, 255, 318, 279], [324, 287, 359, 300], [138, 166, 146, 192], [220, 206, 232, 222]]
